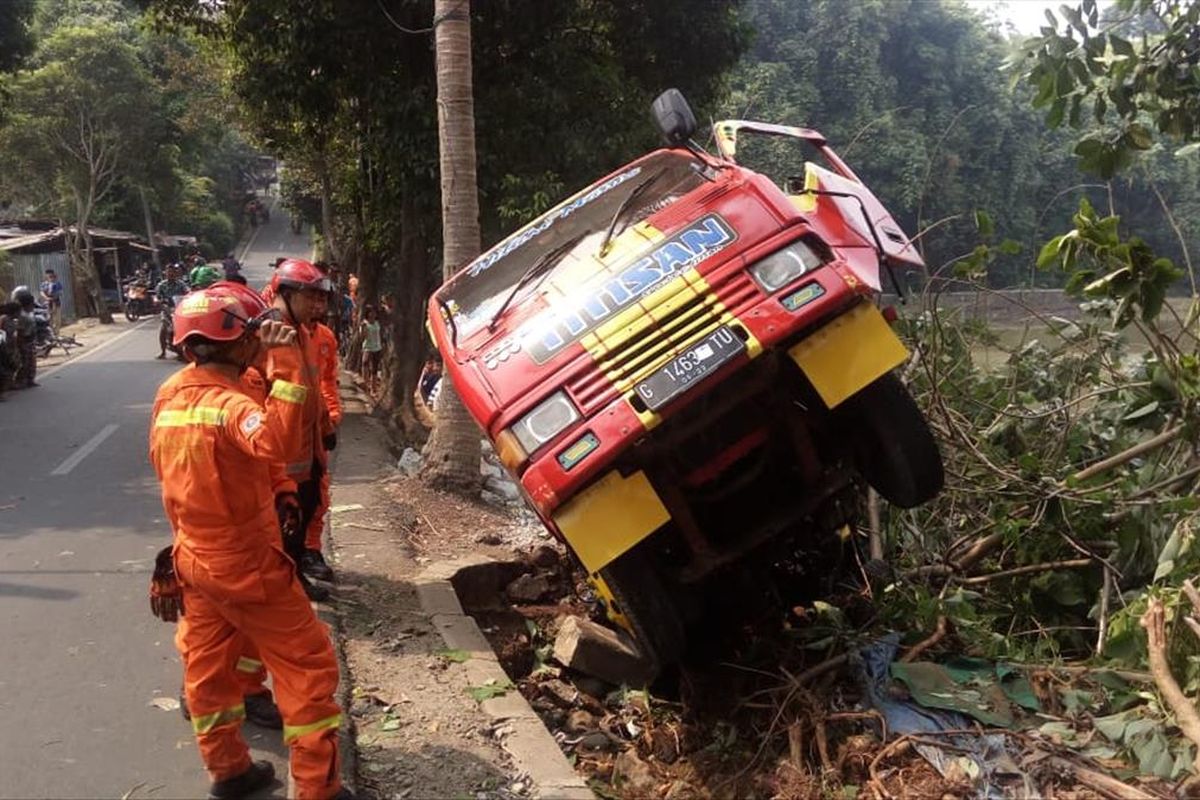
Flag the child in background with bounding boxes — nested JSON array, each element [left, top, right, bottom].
[[360, 305, 383, 396]]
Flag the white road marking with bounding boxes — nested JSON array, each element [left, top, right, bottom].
[[39, 320, 151, 380], [50, 424, 120, 476]]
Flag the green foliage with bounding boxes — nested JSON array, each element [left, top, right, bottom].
[[1038, 198, 1184, 327], [1021, 0, 1200, 177], [0, 0, 36, 73]]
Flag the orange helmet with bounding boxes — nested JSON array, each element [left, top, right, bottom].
[[173, 284, 269, 347], [270, 258, 331, 293]]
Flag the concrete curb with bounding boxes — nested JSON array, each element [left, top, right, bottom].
[[417, 557, 594, 800]]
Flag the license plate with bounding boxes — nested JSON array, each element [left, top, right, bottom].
[[635, 326, 744, 411]]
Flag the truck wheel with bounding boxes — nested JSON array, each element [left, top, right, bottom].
[[599, 544, 687, 676], [841, 372, 943, 508]]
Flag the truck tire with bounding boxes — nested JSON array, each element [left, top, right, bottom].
[[599, 544, 687, 676], [840, 372, 943, 508]]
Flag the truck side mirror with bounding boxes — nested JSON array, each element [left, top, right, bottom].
[[652, 89, 698, 146]]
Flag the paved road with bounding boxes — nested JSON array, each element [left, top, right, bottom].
[[0, 198, 313, 799]]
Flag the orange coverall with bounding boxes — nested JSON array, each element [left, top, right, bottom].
[[306, 322, 341, 551], [149, 360, 342, 799]]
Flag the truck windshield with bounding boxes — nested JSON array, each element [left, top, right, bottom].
[[439, 151, 706, 341]]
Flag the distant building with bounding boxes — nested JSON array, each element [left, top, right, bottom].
[[0, 223, 155, 320]]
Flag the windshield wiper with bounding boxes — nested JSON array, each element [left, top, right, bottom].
[[486, 233, 587, 333], [596, 168, 666, 258]]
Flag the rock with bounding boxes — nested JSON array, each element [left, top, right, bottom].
[[553, 616, 654, 687], [612, 749, 658, 796], [572, 675, 613, 700], [474, 532, 504, 546], [664, 780, 702, 800], [479, 489, 508, 508], [577, 731, 618, 752], [506, 572, 553, 604], [649, 727, 680, 763], [397, 448, 422, 477], [564, 709, 596, 734], [529, 544, 560, 569], [483, 474, 521, 502], [539, 678, 579, 708], [480, 460, 502, 479]]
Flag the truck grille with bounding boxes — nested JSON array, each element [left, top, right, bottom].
[[568, 277, 758, 413]]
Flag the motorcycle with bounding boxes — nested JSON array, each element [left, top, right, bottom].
[[159, 297, 182, 359], [123, 279, 155, 321], [33, 303, 80, 359]]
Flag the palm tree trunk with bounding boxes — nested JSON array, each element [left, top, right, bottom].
[[422, 0, 482, 491]]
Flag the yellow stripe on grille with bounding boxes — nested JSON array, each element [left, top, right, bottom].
[[192, 703, 245, 735], [283, 713, 342, 743], [269, 380, 308, 404], [155, 407, 228, 428]]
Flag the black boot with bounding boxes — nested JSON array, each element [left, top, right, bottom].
[[300, 549, 334, 581], [300, 574, 330, 602], [330, 788, 359, 800], [243, 692, 283, 730], [207, 760, 275, 800]]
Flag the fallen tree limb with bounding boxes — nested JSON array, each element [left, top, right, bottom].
[[1071, 425, 1187, 483], [1141, 596, 1200, 773], [1046, 756, 1159, 799], [958, 558, 1093, 585], [1002, 663, 1154, 684], [900, 616, 948, 663]]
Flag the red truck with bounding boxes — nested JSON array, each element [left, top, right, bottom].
[[429, 90, 943, 671]]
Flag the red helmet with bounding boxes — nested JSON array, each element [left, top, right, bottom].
[[270, 258, 332, 293], [173, 285, 269, 347]]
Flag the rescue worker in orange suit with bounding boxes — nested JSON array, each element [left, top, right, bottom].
[[148, 284, 352, 800], [268, 259, 334, 600], [300, 317, 341, 582], [173, 281, 288, 731]]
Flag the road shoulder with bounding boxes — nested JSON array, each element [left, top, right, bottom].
[[326, 382, 524, 799]]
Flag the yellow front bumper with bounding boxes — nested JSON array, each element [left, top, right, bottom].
[[788, 301, 908, 408]]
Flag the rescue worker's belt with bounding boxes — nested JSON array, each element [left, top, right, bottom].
[[270, 380, 308, 404], [156, 407, 228, 427]]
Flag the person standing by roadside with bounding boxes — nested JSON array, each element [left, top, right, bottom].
[[0, 301, 21, 400], [267, 259, 333, 601], [39, 270, 63, 333], [148, 284, 351, 800], [359, 305, 383, 397], [11, 287, 38, 388]]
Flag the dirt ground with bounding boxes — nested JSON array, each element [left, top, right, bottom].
[[327, 391, 561, 799]]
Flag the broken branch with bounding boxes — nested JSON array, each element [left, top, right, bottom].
[[899, 615, 948, 663], [1071, 425, 1187, 483], [1140, 597, 1200, 772], [958, 558, 1093, 585]]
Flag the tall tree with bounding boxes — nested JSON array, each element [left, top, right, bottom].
[[0, 22, 158, 322], [422, 0, 483, 490]]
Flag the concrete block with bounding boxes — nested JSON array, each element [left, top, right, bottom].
[[430, 613, 498, 660], [501, 718, 592, 795], [415, 580, 465, 616], [480, 691, 539, 722], [553, 617, 653, 687]]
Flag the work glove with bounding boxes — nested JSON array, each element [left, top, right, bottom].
[[149, 546, 184, 623], [276, 492, 302, 539], [323, 432, 337, 451]]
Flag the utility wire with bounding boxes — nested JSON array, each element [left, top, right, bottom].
[[374, 0, 468, 35]]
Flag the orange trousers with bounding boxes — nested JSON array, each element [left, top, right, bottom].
[[304, 468, 331, 551], [175, 546, 342, 799]]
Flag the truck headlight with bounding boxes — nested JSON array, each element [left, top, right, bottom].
[[511, 391, 580, 454], [749, 240, 824, 292]]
